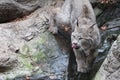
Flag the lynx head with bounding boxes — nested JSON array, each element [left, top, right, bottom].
[[71, 19, 97, 50]]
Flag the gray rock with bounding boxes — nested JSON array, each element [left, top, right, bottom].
[[0, 0, 61, 23], [0, 6, 68, 80], [94, 35, 120, 80]]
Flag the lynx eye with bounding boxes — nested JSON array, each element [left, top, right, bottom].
[[89, 31, 92, 33], [88, 32, 92, 37], [79, 37, 82, 40], [72, 35, 75, 38]]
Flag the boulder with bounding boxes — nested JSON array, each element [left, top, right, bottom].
[[0, 0, 63, 23], [0, 7, 68, 80], [94, 35, 120, 80]]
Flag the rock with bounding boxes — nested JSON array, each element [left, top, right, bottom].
[[0, 0, 64, 23], [0, 0, 101, 23], [96, 1, 120, 26], [94, 35, 120, 80], [0, 53, 17, 69], [94, 7, 103, 16], [0, 7, 68, 80], [0, 32, 18, 69]]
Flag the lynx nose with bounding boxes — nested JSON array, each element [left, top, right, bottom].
[[72, 41, 80, 49], [73, 42, 77, 45], [72, 40, 77, 45]]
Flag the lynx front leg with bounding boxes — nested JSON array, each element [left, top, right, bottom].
[[74, 50, 89, 73], [76, 58, 89, 73], [77, 53, 95, 73], [77, 57, 93, 73], [86, 51, 96, 71]]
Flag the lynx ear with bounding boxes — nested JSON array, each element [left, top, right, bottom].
[[76, 19, 79, 28], [74, 19, 79, 31], [88, 23, 96, 33], [74, 19, 79, 27], [90, 23, 96, 28], [82, 5, 90, 19]]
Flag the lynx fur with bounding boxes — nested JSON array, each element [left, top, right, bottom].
[[48, 0, 71, 34], [48, 0, 96, 33], [71, 0, 101, 73], [48, 0, 100, 73]]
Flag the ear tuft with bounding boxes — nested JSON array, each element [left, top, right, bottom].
[[89, 23, 96, 33], [76, 19, 79, 27], [74, 19, 79, 32], [90, 23, 96, 28], [74, 19, 79, 27]]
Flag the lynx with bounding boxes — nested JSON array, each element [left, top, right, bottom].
[[71, 1, 101, 73], [71, 22, 100, 72], [48, 0, 85, 34], [48, 0, 101, 73], [48, 0, 72, 34]]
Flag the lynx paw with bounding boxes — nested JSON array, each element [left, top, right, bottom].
[[48, 26, 58, 34]]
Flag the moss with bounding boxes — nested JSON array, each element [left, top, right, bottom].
[[18, 33, 49, 70], [21, 44, 30, 55], [32, 51, 47, 62], [93, 71, 100, 80], [14, 32, 52, 79], [19, 57, 33, 70]]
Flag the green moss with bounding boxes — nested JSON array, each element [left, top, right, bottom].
[[34, 51, 47, 62], [19, 44, 33, 70], [19, 57, 33, 70], [19, 56, 32, 69], [17, 32, 51, 72], [18, 36, 48, 70], [93, 72, 100, 80], [21, 44, 30, 55], [37, 33, 49, 45]]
